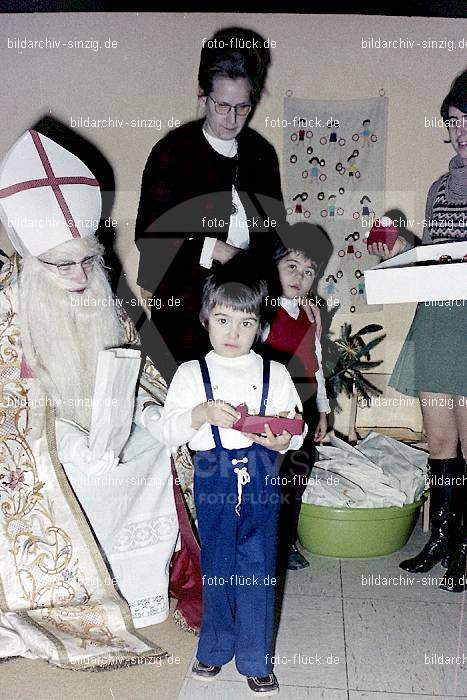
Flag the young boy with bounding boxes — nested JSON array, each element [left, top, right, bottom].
[[160, 272, 306, 696], [262, 223, 333, 570]]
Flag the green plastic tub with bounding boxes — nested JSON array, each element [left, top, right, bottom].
[[298, 499, 424, 558]]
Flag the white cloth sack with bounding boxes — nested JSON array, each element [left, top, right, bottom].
[[356, 432, 428, 503], [304, 467, 370, 507], [302, 431, 428, 508]]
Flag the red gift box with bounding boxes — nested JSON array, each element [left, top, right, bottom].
[[232, 404, 304, 436], [366, 218, 398, 251]]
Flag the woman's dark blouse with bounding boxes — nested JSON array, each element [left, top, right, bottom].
[[134, 118, 285, 294]]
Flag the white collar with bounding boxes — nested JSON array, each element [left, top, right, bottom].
[[280, 295, 300, 320], [207, 349, 257, 366], [202, 123, 238, 158]]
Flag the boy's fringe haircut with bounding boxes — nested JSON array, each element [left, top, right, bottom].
[[200, 277, 267, 324]]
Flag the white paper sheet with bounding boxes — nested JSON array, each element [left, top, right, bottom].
[[303, 432, 428, 508], [89, 348, 141, 459]]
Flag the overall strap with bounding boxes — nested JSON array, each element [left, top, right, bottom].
[[260, 358, 271, 415], [198, 357, 222, 449]]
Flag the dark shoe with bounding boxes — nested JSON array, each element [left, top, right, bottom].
[[191, 659, 221, 682], [246, 672, 279, 695], [399, 457, 464, 573], [287, 544, 310, 570]]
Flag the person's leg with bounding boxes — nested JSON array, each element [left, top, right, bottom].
[[277, 449, 302, 549], [419, 392, 458, 458], [282, 439, 314, 569], [400, 393, 463, 573], [440, 395, 467, 592], [290, 400, 317, 525], [452, 395, 467, 459], [193, 451, 237, 668], [283, 397, 318, 569], [234, 447, 281, 679]]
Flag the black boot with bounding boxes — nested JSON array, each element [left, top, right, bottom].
[[287, 543, 310, 570], [440, 539, 467, 592], [399, 457, 463, 573], [440, 460, 466, 593]]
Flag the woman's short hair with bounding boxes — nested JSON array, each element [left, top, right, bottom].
[[198, 26, 271, 105], [441, 69, 467, 123], [200, 275, 267, 329]]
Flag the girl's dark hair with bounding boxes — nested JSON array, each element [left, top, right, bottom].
[[440, 69, 467, 124], [274, 223, 333, 275], [198, 26, 271, 105]]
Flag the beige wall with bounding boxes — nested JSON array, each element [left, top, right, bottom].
[[1, 12, 465, 435]]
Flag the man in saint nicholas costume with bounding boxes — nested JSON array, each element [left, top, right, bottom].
[[0, 129, 200, 670]]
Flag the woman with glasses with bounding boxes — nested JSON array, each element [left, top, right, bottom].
[[134, 26, 285, 376]]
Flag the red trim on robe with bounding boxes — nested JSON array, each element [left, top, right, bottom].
[[169, 459, 202, 633]]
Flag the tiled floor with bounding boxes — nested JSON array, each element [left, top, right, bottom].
[[177, 521, 466, 699]]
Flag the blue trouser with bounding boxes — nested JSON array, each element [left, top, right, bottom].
[[194, 356, 281, 677]]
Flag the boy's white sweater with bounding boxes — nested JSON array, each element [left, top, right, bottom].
[[158, 350, 306, 453]]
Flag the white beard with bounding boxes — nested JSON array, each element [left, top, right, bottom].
[[19, 256, 125, 430]]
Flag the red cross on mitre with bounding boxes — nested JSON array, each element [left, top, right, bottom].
[[0, 130, 101, 257]]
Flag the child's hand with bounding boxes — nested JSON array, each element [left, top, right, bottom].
[[314, 413, 328, 442], [242, 423, 292, 452], [191, 401, 241, 430]]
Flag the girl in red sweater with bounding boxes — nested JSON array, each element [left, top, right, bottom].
[[262, 223, 333, 570]]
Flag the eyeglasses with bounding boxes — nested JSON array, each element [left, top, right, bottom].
[[38, 255, 98, 276], [208, 95, 252, 117]]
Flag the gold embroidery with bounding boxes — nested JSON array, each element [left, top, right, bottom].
[[41, 604, 125, 650], [0, 270, 137, 655]]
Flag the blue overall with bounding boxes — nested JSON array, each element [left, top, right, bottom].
[[194, 356, 281, 677]]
